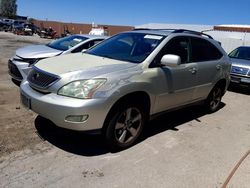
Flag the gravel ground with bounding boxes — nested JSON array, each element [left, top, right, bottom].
[[0, 32, 249, 188]]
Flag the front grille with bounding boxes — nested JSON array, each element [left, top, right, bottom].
[[27, 68, 59, 90], [231, 66, 249, 76], [8, 60, 23, 80]]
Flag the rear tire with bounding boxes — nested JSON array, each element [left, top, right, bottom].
[[205, 86, 223, 113], [104, 102, 147, 151]]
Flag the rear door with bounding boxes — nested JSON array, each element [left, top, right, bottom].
[[190, 37, 224, 100]]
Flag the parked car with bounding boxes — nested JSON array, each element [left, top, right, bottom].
[[12, 22, 25, 34], [0, 20, 6, 31], [228, 46, 250, 86], [21, 23, 38, 35], [11, 20, 26, 33], [0, 18, 13, 31], [39, 27, 58, 39], [1, 18, 14, 31], [20, 29, 231, 150], [8, 34, 107, 84]]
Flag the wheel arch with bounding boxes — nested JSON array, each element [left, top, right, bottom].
[[214, 79, 227, 95], [102, 91, 151, 132]]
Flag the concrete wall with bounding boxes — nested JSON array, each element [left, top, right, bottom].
[[205, 30, 250, 53]]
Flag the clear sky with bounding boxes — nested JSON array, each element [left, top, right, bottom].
[[17, 0, 250, 26]]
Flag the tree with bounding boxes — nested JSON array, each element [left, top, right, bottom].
[[0, 0, 17, 18]]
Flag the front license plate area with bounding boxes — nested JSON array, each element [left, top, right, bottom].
[[241, 78, 250, 83], [230, 76, 241, 83]]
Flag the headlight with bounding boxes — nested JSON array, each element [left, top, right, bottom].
[[58, 79, 106, 99]]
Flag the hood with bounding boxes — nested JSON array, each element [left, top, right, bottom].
[[34, 53, 138, 77], [16, 44, 62, 59], [230, 58, 250, 68]]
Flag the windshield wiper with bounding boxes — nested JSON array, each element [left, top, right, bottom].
[[119, 58, 139, 63]]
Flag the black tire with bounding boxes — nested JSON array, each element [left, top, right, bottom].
[[205, 86, 223, 113], [11, 78, 21, 87], [104, 102, 147, 151]]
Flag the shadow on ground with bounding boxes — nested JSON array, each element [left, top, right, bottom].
[[228, 84, 250, 95], [35, 116, 108, 156], [143, 103, 225, 139], [35, 103, 225, 156]]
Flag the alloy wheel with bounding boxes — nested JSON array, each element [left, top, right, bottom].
[[209, 87, 222, 111], [114, 107, 142, 144]]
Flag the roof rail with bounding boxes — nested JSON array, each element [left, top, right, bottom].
[[133, 28, 151, 30], [133, 28, 175, 32], [172, 29, 213, 39], [133, 28, 213, 39]]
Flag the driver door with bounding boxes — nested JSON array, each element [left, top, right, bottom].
[[154, 37, 198, 112]]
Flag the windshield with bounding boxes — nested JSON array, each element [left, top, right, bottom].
[[229, 47, 250, 60], [47, 35, 88, 51], [87, 32, 165, 63]]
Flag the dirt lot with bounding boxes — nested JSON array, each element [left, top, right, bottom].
[[0, 32, 249, 188]]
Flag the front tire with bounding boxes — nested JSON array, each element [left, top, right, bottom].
[[104, 103, 146, 151]]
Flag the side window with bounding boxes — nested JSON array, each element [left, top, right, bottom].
[[157, 37, 190, 64], [71, 39, 104, 53], [191, 37, 222, 62], [71, 42, 91, 53], [92, 39, 103, 46]]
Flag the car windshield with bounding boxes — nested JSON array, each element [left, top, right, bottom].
[[47, 35, 88, 51], [87, 32, 165, 63], [228, 47, 250, 60]]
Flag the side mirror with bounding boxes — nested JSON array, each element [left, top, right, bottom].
[[81, 49, 87, 53], [160, 54, 181, 67]]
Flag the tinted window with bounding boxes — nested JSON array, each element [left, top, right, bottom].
[[47, 35, 88, 51], [191, 37, 222, 62], [71, 39, 104, 53], [87, 33, 165, 63], [228, 47, 250, 60], [154, 37, 190, 64]]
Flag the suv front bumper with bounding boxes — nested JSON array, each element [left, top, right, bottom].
[[20, 81, 111, 131], [230, 74, 250, 85]]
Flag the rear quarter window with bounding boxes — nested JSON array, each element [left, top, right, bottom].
[[191, 37, 222, 62]]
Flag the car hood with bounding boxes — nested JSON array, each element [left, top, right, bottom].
[[230, 58, 250, 68], [16, 44, 62, 59], [34, 53, 138, 77]]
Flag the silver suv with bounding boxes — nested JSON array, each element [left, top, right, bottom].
[[20, 29, 231, 150]]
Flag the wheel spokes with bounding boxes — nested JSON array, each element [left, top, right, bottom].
[[125, 108, 132, 121], [118, 130, 127, 143], [128, 127, 137, 137], [210, 88, 221, 109], [114, 107, 143, 144], [115, 122, 125, 130], [131, 114, 141, 124], [210, 101, 216, 109]]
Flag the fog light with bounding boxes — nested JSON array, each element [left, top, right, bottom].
[[65, 115, 89, 123]]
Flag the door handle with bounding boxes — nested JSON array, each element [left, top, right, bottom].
[[189, 67, 197, 74], [216, 65, 222, 70]]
